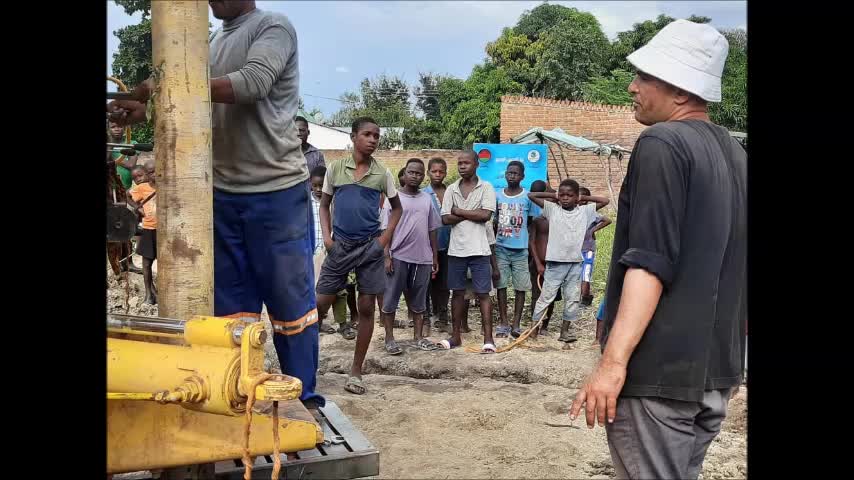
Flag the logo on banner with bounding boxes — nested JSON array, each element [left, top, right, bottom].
[[527, 149, 541, 163], [478, 149, 491, 162]]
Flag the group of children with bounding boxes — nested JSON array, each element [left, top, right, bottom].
[[309, 116, 613, 395], [107, 119, 160, 307]]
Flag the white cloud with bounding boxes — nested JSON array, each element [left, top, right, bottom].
[[335, 66, 350, 73], [571, 1, 665, 39]]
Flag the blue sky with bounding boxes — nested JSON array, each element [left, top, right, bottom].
[[107, 1, 746, 118]]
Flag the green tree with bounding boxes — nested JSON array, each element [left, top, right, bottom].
[[532, 13, 611, 99], [110, 0, 214, 143], [328, 75, 413, 129], [402, 118, 442, 150], [405, 73, 449, 149], [327, 92, 362, 127], [484, 4, 610, 100], [111, 0, 153, 142], [708, 29, 747, 132], [115, 0, 150, 17], [484, 28, 543, 91], [111, 19, 152, 88], [404, 73, 469, 149], [413, 72, 446, 121], [443, 63, 524, 147], [515, 2, 579, 40], [581, 69, 634, 106]]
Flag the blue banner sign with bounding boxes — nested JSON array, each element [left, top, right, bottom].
[[473, 143, 548, 190]]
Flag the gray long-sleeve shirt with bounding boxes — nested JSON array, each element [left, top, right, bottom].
[[209, 8, 307, 193]]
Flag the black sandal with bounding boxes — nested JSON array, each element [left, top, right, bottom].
[[385, 340, 403, 355], [320, 323, 337, 334], [339, 323, 356, 340], [416, 338, 439, 351]]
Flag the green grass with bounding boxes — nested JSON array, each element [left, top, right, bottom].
[[590, 215, 616, 305]]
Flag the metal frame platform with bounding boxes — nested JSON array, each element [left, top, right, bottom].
[[114, 402, 379, 480]]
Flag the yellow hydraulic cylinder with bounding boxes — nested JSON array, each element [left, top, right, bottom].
[[107, 400, 323, 474], [107, 338, 244, 416], [183, 315, 244, 348]]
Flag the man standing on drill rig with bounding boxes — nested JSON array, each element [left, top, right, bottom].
[[108, 0, 324, 411]]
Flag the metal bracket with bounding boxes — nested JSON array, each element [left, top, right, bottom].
[[107, 205, 140, 242]]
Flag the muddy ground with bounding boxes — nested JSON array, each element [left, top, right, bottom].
[[108, 263, 747, 479]]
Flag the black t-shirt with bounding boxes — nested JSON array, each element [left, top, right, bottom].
[[602, 119, 747, 402]]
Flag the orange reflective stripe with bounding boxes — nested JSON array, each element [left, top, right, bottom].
[[270, 309, 319, 336]]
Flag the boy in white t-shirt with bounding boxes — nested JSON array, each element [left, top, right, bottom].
[[528, 179, 609, 342]]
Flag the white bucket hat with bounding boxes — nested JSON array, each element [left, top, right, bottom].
[[626, 19, 729, 102]]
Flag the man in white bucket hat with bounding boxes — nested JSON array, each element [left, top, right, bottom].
[[569, 19, 747, 479]]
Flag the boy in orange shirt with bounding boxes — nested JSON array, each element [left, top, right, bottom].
[[127, 162, 158, 305]]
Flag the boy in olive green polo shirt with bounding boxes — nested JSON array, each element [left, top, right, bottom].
[[315, 117, 402, 395]]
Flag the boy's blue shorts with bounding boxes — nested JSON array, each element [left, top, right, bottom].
[[581, 250, 595, 283]]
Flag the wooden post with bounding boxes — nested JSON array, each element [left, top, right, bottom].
[[598, 152, 618, 215], [151, 1, 213, 320]]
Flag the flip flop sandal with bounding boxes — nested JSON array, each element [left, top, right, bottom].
[[558, 333, 578, 343], [385, 340, 404, 355], [320, 323, 337, 334], [438, 338, 460, 350], [416, 338, 439, 351], [339, 324, 356, 340], [344, 376, 367, 395], [510, 327, 523, 338], [495, 325, 511, 338], [480, 343, 497, 354]]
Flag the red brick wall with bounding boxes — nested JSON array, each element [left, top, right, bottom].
[[500, 95, 646, 201], [320, 149, 463, 177]]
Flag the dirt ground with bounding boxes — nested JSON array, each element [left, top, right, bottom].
[[107, 264, 747, 479], [107, 260, 158, 317], [307, 302, 747, 480]]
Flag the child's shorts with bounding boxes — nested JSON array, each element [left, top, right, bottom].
[[530, 257, 561, 301], [382, 258, 432, 314], [136, 228, 157, 260], [581, 250, 595, 282], [316, 235, 385, 296], [495, 245, 532, 291], [447, 255, 492, 294]]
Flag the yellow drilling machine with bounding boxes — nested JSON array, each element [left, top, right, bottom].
[[107, 3, 377, 479], [106, 313, 379, 479]]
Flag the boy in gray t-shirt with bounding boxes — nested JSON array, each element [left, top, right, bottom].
[[528, 179, 609, 342]]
